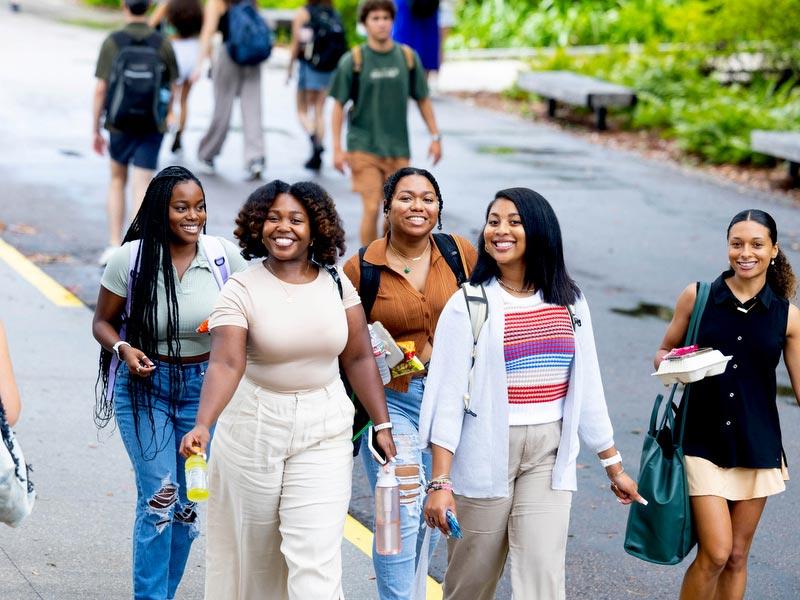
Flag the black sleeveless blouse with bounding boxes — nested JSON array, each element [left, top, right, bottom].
[[682, 272, 789, 469]]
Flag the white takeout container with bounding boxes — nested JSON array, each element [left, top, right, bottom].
[[652, 349, 732, 385]]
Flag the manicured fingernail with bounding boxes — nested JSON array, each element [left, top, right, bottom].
[[638, 497, 649, 506]]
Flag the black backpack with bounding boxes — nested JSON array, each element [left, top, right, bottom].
[[409, 0, 440, 18], [303, 5, 347, 73], [105, 31, 166, 133]]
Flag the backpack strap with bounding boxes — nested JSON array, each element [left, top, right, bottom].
[[566, 304, 581, 331], [432, 233, 467, 285], [358, 246, 382, 321], [198, 234, 230, 290], [348, 45, 364, 103], [111, 30, 162, 50], [399, 43, 417, 98], [323, 264, 344, 299], [461, 282, 489, 417]]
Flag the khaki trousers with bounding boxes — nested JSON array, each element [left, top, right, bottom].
[[205, 376, 354, 600], [443, 421, 572, 600], [197, 45, 265, 165]]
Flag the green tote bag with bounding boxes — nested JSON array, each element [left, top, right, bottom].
[[623, 281, 710, 565]]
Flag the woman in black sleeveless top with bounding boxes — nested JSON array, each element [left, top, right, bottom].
[[655, 209, 800, 600]]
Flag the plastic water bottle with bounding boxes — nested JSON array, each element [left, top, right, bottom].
[[375, 463, 401, 555], [368, 324, 391, 384], [185, 453, 209, 502]]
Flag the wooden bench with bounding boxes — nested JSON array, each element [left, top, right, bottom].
[[517, 70, 637, 130], [751, 130, 800, 185]]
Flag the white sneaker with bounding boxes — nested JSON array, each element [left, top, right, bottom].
[[197, 159, 215, 176], [98, 246, 117, 267]]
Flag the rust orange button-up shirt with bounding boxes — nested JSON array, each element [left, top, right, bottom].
[[343, 234, 478, 392]]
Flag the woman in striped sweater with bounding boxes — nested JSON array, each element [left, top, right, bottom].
[[419, 187, 642, 600]]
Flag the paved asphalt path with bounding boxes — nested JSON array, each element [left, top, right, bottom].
[[1, 9, 800, 600]]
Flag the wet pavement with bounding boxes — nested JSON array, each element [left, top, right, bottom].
[[2, 7, 800, 600]]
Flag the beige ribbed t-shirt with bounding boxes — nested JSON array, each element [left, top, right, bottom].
[[209, 262, 361, 393]]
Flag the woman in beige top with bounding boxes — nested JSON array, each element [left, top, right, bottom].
[[180, 180, 395, 600]]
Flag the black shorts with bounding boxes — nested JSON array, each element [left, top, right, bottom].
[[109, 131, 164, 170]]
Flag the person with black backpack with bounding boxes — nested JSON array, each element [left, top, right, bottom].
[[329, 0, 443, 247], [343, 167, 476, 600], [194, 0, 272, 180], [288, 0, 347, 171], [92, 0, 179, 267]]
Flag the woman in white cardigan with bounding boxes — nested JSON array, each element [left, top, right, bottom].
[[420, 187, 643, 600]]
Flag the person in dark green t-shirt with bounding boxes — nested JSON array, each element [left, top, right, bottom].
[[329, 0, 442, 245]]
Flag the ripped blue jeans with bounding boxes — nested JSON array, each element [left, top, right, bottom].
[[361, 377, 441, 600], [115, 361, 209, 600]]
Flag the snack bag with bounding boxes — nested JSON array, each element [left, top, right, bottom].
[[196, 319, 210, 334], [390, 341, 425, 378]]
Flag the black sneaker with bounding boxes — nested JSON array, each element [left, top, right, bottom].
[[304, 146, 323, 171], [171, 131, 182, 154]]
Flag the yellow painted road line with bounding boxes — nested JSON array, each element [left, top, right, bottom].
[[344, 515, 443, 599], [0, 238, 83, 307]]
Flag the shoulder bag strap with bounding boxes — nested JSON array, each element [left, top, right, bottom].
[[461, 282, 488, 417], [676, 280, 711, 445], [198, 234, 229, 289]]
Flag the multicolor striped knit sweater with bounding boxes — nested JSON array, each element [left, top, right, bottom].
[[503, 292, 575, 425]]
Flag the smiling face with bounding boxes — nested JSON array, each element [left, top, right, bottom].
[[168, 181, 206, 245], [728, 220, 778, 281], [483, 198, 526, 269], [386, 175, 439, 239], [261, 193, 312, 262], [364, 9, 393, 43]]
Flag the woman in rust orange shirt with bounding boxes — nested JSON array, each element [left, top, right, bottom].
[[343, 166, 477, 600]]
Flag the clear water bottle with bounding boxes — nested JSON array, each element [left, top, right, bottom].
[[368, 324, 391, 384], [375, 463, 401, 555]]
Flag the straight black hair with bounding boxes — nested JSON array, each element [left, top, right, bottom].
[[470, 187, 580, 306]]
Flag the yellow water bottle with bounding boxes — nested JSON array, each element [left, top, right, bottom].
[[185, 452, 209, 502]]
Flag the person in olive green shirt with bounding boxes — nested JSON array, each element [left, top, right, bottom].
[[329, 0, 442, 246], [92, 0, 178, 267]]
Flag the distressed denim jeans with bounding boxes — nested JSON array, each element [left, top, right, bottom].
[[360, 377, 441, 600], [115, 361, 209, 600]]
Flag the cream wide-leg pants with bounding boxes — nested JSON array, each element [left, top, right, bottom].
[[205, 376, 354, 600]]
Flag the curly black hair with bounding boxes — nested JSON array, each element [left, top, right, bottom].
[[234, 180, 346, 265], [382, 166, 443, 231], [166, 0, 203, 38]]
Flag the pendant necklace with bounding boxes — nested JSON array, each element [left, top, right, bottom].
[[498, 277, 534, 294], [266, 260, 308, 303], [389, 239, 430, 274], [735, 296, 758, 314]]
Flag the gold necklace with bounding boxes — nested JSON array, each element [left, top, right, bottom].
[[498, 277, 534, 294], [389, 239, 430, 274], [265, 260, 309, 303]]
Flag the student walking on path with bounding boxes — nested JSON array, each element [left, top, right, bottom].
[[179, 180, 396, 600], [329, 0, 442, 246], [393, 0, 440, 75], [195, 0, 268, 180], [421, 188, 642, 600], [655, 209, 799, 600], [149, 0, 204, 155], [92, 0, 178, 266], [287, 0, 346, 171], [343, 167, 476, 600], [92, 166, 247, 600]]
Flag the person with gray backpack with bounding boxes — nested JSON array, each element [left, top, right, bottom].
[[93, 0, 179, 267], [194, 0, 272, 180]]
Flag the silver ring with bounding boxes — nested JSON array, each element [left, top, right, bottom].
[[136, 366, 142, 373]]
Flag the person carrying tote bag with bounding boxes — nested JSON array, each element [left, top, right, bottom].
[[624, 281, 710, 565]]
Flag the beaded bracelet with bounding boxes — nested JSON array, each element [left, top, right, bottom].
[[426, 478, 453, 493]]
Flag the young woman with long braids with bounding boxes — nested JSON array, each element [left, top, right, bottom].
[[655, 209, 800, 600], [92, 165, 247, 600], [179, 180, 395, 599], [420, 188, 642, 600], [343, 167, 476, 600]]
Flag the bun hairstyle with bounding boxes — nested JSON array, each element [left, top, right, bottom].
[[727, 209, 797, 299]]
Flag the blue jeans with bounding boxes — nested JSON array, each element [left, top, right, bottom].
[[115, 361, 209, 600], [360, 377, 441, 600]]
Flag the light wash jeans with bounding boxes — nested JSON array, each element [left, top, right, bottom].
[[361, 377, 441, 600], [114, 361, 209, 600]]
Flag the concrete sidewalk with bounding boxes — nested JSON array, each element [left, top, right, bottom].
[[0, 246, 381, 599]]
